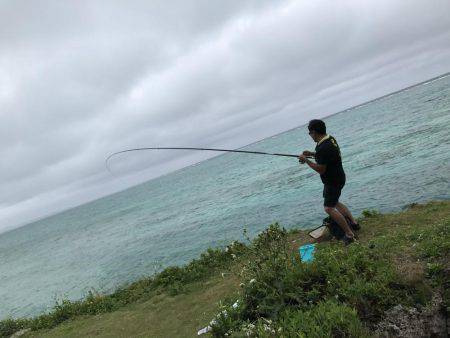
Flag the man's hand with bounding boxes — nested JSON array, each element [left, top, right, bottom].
[[299, 154, 326, 174], [302, 150, 315, 157], [298, 154, 307, 164]]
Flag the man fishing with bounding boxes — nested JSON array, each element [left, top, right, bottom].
[[298, 119, 359, 245]]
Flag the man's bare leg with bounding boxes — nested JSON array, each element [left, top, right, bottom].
[[324, 206, 355, 238], [336, 202, 356, 224]]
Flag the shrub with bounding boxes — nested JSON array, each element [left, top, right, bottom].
[[152, 241, 247, 294], [209, 299, 245, 337], [210, 223, 423, 337], [259, 301, 368, 337], [361, 209, 380, 218], [0, 318, 31, 337]]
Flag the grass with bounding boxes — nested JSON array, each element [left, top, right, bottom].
[[22, 275, 240, 338], [0, 243, 247, 337], [1, 200, 449, 337]]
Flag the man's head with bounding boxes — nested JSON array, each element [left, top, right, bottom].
[[308, 119, 326, 142]]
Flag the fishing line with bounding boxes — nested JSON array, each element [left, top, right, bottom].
[[106, 147, 309, 175]]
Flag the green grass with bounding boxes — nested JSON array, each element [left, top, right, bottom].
[[1, 200, 449, 337], [0, 242, 247, 337], [22, 276, 239, 338]]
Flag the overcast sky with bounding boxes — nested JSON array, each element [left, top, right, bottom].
[[1, 0, 450, 233]]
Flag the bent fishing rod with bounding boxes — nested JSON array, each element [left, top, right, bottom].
[[106, 147, 312, 174]]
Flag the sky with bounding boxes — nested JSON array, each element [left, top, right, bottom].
[[1, 0, 450, 233]]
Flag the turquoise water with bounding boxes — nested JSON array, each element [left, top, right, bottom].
[[1, 75, 449, 319]]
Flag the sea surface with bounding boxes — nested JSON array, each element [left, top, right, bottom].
[[1, 75, 449, 319]]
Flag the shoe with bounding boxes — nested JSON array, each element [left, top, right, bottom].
[[350, 222, 361, 231], [344, 217, 360, 231], [343, 235, 355, 246]]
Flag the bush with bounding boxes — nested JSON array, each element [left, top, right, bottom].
[[258, 301, 369, 337], [211, 290, 371, 337], [152, 241, 247, 294], [209, 299, 245, 337], [361, 209, 380, 218], [210, 223, 423, 337], [0, 318, 31, 337]]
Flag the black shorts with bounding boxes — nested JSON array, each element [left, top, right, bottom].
[[323, 184, 344, 207]]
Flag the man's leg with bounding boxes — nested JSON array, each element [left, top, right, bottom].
[[324, 206, 355, 238], [323, 185, 355, 238], [336, 202, 357, 224]]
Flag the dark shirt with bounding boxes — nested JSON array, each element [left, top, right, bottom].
[[314, 135, 346, 186]]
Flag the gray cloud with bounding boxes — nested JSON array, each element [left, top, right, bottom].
[[1, 0, 450, 232]]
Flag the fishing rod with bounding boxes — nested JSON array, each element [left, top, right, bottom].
[[106, 147, 311, 174]]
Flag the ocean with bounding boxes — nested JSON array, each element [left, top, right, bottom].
[[1, 75, 449, 320]]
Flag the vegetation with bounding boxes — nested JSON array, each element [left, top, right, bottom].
[[1, 200, 449, 337], [0, 241, 247, 337], [208, 220, 443, 337]]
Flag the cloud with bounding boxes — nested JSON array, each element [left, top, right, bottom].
[[1, 0, 450, 232]]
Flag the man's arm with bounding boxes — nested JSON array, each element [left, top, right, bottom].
[[302, 150, 315, 157], [299, 155, 326, 174]]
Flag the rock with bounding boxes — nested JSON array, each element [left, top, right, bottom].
[[374, 292, 447, 337], [386, 323, 400, 334]]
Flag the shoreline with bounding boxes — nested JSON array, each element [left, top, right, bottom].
[[1, 199, 449, 337]]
